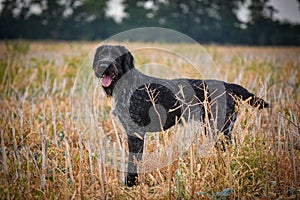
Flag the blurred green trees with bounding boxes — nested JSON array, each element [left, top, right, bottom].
[[0, 0, 299, 45]]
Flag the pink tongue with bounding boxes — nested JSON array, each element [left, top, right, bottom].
[[101, 75, 112, 87]]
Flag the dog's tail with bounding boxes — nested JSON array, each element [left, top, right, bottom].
[[227, 83, 269, 109]]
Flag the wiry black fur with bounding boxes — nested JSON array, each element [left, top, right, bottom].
[[93, 45, 269, 186]]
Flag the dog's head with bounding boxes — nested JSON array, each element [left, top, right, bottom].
[[93, 45, 134, 96]]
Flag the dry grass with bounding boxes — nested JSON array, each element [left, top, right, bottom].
[[0, 40, 299, 199]]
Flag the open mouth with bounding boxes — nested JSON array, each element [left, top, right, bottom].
[[101, 72, 116, 87]]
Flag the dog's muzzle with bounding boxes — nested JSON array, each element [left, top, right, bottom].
[[94, 61, 118, 88], [94, 63, 109, 78]]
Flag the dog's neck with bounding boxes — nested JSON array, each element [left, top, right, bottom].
[[111, 68, 145, 98], [110, 68, 146, 120]]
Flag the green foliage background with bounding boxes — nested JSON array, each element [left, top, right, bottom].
[[0, 0, 300, 45]]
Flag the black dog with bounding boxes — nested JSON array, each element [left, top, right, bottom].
[[93, 45, 269, 186]]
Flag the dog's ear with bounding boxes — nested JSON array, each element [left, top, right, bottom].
[[119, 46, 134, 73]]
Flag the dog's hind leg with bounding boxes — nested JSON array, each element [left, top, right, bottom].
[[126, 133, 144, 186]]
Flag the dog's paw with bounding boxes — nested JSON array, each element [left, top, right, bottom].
[[125, 173, 138, 187]]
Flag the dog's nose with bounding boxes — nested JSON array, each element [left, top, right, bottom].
[[94, 63, 108, 78], [100, 63, 108, 68]]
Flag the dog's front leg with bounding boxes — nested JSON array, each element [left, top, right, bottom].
[[126, 133, 144, 187]]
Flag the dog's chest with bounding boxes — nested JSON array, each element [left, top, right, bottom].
[[111, 89, 135, 129]]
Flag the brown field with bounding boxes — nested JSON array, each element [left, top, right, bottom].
[[0, 40, 299, 199]]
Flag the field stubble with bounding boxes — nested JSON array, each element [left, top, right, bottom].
[[0, 41, 299, 199]]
